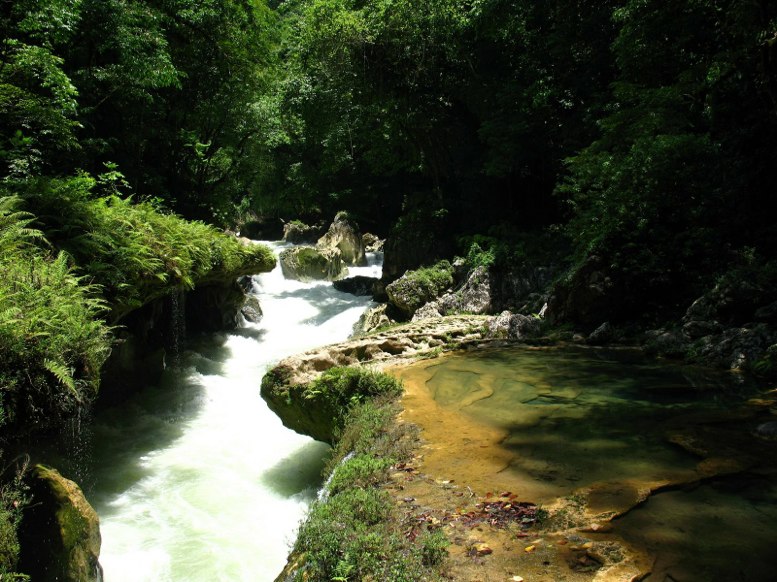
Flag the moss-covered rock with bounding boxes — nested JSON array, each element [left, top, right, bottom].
[[261, 366, 403, 444], [282, 220, 326, 244], [385, 261, 455, 320], [279, 246, 348, 282], [18, 465, 101, 582]]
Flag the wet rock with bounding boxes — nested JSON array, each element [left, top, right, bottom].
[[333, 275, 380, 296], [19, 465, 102, 582], [279, 246, 347, 282], [241, 294, 263, 323], [362, 232, 384, 253], [186, 279, 246, 332], [317, 211, 366, 266]]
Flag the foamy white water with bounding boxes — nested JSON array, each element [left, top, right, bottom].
[[90, 242, 382, 581]]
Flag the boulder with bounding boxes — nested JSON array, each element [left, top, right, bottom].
[[362, 233, 384, 253], [333, 276, 380, 296], [436, 266, 492, 316], [412, 302, 444, 322], [282, 221, 325, 244], [547, 255, 616, 327], [241, 218, 284, 241], [279, 246, 348, 282], [485, 311, 513, 338], [241, 294, 263, 323], [587, 321, 613, 345], [317, 212, 366, 266], [485, 311, 542, 340], [385, 261, 454, 320], [507, 314, 542, 339], [353, 303, 392, 336], [18, 465, 102, 582], [490, 263, 559, 314]]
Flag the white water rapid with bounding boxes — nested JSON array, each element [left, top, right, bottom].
[[87, 242, 382, 581]]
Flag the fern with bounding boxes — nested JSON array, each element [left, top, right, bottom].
[[42, 359, 78, 398]]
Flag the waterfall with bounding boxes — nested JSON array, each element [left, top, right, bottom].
[[85, 242, 381, 581], [166, 287, 186, 369]]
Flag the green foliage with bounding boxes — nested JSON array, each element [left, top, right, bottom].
[[292, 398, 443, 582], [15, 175, 274, 317], [0, 456, 28, 579], [326, 454, 393, 496], [421, 529, 450, 567], [305, 367, 403, 416], [409, 261, 455, 294], [463, 241, 496, 271], [0, 196, 111, 432], [557, 0, 777, 321]]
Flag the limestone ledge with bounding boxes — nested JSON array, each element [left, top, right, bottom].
[[260, 315, 491, 443], [271, 314, 490, 387]]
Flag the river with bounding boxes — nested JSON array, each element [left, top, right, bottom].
[[82, 242, 381, 581]]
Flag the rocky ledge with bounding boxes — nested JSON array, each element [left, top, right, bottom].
[[260, 315, 490, 442]]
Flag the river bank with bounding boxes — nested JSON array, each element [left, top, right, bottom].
[[266, 316, 777, 581]]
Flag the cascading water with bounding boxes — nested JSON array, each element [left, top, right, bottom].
[[85, 242, 382, 581]]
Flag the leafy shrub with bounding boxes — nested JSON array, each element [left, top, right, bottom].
[[292, 398, 443, 582], [326, 454, 394, 496], [304, 366, 403, 412]]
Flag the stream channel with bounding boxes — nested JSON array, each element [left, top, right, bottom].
[[34, 241, 382, 581]]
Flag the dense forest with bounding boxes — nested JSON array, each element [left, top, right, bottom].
[[2, 0, 777, 577]]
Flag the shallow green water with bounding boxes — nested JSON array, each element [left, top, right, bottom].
[[420, 346, 777, 581]]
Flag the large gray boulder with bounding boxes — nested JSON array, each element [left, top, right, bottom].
[[19, 465, 102, 582], [317, 212, 366, 266], [279, 246, 347, 282], [436, 266, 493, 316]]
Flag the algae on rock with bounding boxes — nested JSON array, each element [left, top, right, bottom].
[[18, 465, 101, 582]]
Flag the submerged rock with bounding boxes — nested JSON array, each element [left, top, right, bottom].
[[753, 421, 777, 441], [279, 246, 348, 282], [18, 465, 102, 582]]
